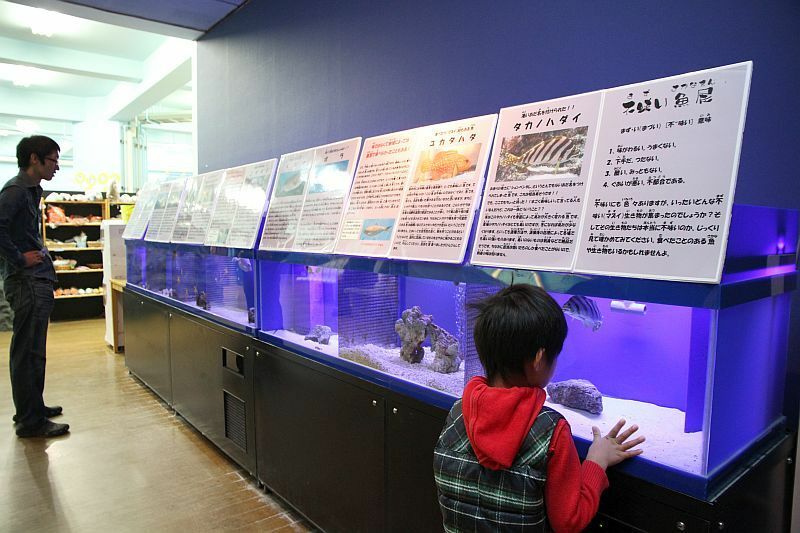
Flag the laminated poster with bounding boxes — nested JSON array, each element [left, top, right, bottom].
[[169, 174, 202, 243], [122, 182, 157, 240], [205, 166, 246, 247], [573, 62, 752, 283], [293, 138, 362, 252], [334, 130, 418, 257], [258, 148, 314, 250], [224, 159, 277, 249], [469, 97, 602, 271], [183, 170, 225, 244], [151, 179, 187, 242], [389, 114, 498, 263], [144, 180, 185, 242]]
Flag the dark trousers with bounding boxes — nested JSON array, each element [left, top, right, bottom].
[[5, 275, 54, 429]]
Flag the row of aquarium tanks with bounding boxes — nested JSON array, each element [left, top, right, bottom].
[[125, 205, 798, 498]]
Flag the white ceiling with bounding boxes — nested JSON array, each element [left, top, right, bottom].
[[0, 0, 204, 127]]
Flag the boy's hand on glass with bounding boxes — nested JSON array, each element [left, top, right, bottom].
[[586, 418, 645, 470]]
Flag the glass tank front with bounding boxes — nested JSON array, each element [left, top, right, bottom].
[[256, 254, 795, 498], [169, 246, 257, 329], [258, 261, 470, 397], [125, 240, 146, 288]]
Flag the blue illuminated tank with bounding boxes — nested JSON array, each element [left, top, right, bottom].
[[254, 204, 798, 499], [126, 241, 258, 332]]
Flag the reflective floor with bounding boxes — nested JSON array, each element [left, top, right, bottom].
[[0, 319, 314, 532]]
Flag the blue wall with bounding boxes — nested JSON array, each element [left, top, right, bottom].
[[197, 0, 799, 212], [196, 0, 800, 415]]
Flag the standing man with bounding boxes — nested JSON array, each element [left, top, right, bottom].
[[0, 135, 69, 438]]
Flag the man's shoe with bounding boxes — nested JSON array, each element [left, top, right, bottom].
[[12, 405, 63, 423], [16, 420, 70, 438]]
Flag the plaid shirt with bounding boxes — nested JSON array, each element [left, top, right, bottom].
[[434, 400, 563, 532]]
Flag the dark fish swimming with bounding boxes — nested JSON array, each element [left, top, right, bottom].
[[520, 135, 576, 168], [562, 295, 602, 331]]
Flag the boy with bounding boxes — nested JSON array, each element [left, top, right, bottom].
[[434, 284, 644, 532]]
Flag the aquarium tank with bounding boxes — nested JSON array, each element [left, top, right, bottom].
[[169, 245, 257, 330], [125, 240, 146, 289], [254, 204, 797, 498]]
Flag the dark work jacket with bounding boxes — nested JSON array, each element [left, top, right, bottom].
[[0, 171, 56, 282]]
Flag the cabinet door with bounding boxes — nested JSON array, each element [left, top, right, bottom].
[[123, 291, 171, 403], [255, 344, 385, 532], [170, 313, 256, 474], [386, 401, 448, 532]]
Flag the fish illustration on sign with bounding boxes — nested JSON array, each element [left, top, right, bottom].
[[276, 170, 306, 197], [417, 150, 472, 181], [562, 295, 602, 331], [520, 135, 576, 170], [363, 224, 392, 237]]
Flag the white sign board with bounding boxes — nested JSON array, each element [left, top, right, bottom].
[[293, 139, 362, 252], [573, 62, 752, 282], [205, 167, 246, 247], [122, 182, 157, 240], [260, 138, 361, 252], [471, 97, 601, 270], [334, 130, 417, 257], [145, 180, 185, 243], [224, 159, 278, 249], [169, 174, 202, 243], [389, 114, 497, 263], [471, 61, 752, 283], [183, 170, 225, 244], [335, 115, 497, 263]]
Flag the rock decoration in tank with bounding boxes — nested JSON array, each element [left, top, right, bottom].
[[429, 323, 462, 373], [305, 324, 333, 345], [247, 307, 256, 324], [395, 306, 431, 364], [394, 306, 462, 373], [546, 379, 603, 415]]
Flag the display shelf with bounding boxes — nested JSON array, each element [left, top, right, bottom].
[[44, 200, 106, 205], [43, 198, 109, 320], [54, 292, 104, 299], [45, 222, 103, 227], [48, 247, 101, 253]]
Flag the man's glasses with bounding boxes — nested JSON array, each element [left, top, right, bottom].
[[44, 157, 59, 166]]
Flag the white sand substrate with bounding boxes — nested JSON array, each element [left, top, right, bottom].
[[263, 330, 704, 475]]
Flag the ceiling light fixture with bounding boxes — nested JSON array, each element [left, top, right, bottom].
[[15, 119, 40, 134], [30, 8, 72, 37], [0, 63, 55, 88]]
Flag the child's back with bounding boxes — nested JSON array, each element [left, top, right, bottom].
[[433, 285, 644, 532]]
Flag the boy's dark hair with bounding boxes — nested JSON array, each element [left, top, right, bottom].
[[17, 135, 60, 169], [473, 284, 568, 382]]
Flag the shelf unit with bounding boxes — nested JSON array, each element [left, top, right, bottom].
[[42, 199, 130, 320]]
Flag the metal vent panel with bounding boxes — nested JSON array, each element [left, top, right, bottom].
[[223, 390, 247, 451]]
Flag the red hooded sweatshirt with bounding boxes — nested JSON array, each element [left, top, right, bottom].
[[462, 376, 609, 533]]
